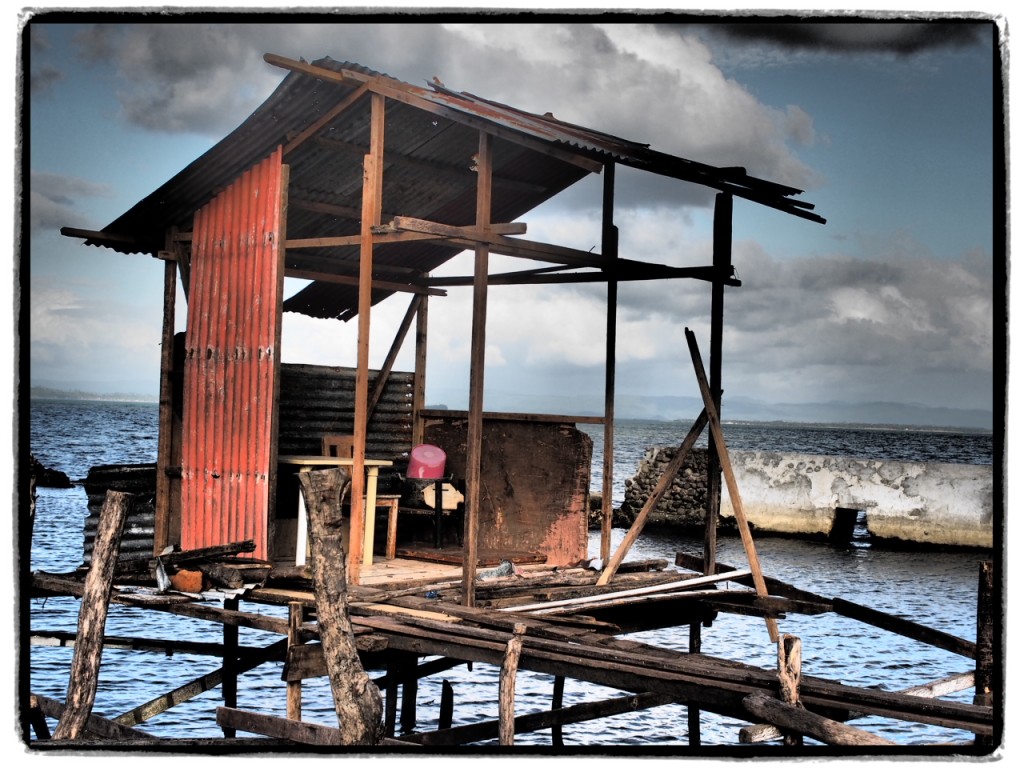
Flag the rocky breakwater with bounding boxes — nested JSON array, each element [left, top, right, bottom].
[[617, 448, 993, 549]]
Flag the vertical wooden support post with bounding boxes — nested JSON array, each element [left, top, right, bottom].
[[778, 634, 804, 746], [52, 490, 131, 740], [551, 675, 565, 747], [439, 680, 454, 730], [463, 130, 493, 606], [412, 289, 429, 447], [286, 602, 303, 721], [298, 467, 383, 744], [975, 560, 994, 748], [600, 161, 618, 563], [351, 92, 386, 582], [222, 595, 239, 737], [704, 193, 731, 577], [498, 624, 527, 746], [154, 238, 178, 555], [687, 328, 779, 643], [400, 652, 419, 735], [384, 654, 399, 737], [687, 621, 702, 746]]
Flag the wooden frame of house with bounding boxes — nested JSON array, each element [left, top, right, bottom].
[[62, 54, 825, 600]]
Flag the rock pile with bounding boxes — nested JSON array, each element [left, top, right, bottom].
[[617, 446, 711, 529]]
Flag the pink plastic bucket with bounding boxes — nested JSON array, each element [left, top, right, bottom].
[[408, 444, 446, 479]]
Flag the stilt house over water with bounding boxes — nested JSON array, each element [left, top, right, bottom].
[[62, 54, 825, 595]]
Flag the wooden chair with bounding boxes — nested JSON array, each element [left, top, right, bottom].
[[321, 434, 402, 560]]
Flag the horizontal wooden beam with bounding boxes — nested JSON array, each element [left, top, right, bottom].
[[391, 216, 605, 268], [286, 222, 525, 251], [284, 267, 447, 297], [426, 263, 739, 287], [419, 408, 604, 425]]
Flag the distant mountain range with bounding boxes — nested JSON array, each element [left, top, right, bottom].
[[30, 385, 993, 431], [431, 390, 994, 431]]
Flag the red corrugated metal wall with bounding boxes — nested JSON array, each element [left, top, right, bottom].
[[180, 148, 286, 560]]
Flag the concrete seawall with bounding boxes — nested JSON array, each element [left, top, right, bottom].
[[616, 447, 993, 549]]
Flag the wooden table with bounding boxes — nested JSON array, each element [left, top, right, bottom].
[[279, 455, 394, 568]]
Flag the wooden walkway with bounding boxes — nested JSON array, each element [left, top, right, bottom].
[[26, 549, 995, 752]]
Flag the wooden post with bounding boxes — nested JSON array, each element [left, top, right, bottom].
[[222, 595, 239, 737], [368, 293, 423, 422], [154, 239, 178, 555], [286, 602, 304, 721], [439, 679, 454, 730], [400, 652, 419, 735], [298, 467, 382, 744], [600, 160, 618, 563], [498, 623, 527, 746], [975, 560, 994, 748], [688, 621, 701, 746], [705, 193, 731, 576], [412, 288, 429, 447], [384, 654, 399, 736], [551, 675, 565, 747], [351, 91, 386, 582], [686, 328, 779, 643], [52, 490, 131, 740], [463, 130, 493, 606], [778, 634, 804, 746], [597, 410, 708, 586]]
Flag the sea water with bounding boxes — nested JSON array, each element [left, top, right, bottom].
[[25, 400, 996, 748]]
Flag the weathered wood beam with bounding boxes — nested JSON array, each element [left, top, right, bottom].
[[597, 409, 708, 585], [391, 215, 605, 269], [33, 693, 154, 741], [368, 294, 422, 420], [498, 624, 527, 745], [112, 638, 288, 727], [216, 706, 414, 747], [53, 491, 130, 740], [832, 597, 977, 659], [283, 83, 370, 157], [686, 328, 778, 644], [284, 267, 446, 297], [743, 693, 896, 747], [419, 408, 604, 425], [286, 222, 525, 250]]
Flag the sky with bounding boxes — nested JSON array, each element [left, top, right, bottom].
[[20, 12, 1005, 426]]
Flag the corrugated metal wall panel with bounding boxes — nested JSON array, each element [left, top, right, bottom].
[[181, 148, 285, 560], [277, 363, 414, 462]]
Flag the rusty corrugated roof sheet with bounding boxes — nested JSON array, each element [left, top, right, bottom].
[[86, 55, 822, 321]]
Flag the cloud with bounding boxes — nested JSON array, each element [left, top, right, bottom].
[[61, 22, 822, 196], [29, 171, 113, 232]]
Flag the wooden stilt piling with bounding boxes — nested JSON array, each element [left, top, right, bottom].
[[52, 490, 131, 740], [499, 623, 527, 745], [286, 602, 303, 721], [551, 675, 565, 747], [778, 634, 804, 746], [439, 680, 454, 730], [974, 560, 994, 749], [298, 467, 383, 745]]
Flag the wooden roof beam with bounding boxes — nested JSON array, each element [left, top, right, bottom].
[[264, 54, 604, 175], [286, 222, 526, 250], [390, 216, 606, 269], [425, 263, 740, 287]]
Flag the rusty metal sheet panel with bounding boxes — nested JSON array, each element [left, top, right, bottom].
[[181, 148, 285, 560]]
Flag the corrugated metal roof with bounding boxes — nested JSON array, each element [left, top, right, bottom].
[[85, 55, 822, 320]]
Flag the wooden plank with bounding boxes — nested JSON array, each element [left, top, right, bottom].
[[33, 693, 153, 741], [685, 328, 778, 644], [832, 597, 976, 659], [284, 267, 446, 296], [505, 570, 749, 614], [420, 408, 603, 424], [216, 706, 353, 746], [113, 638, 287, 727], [743, 693, 897, 747], [53, 490, 131, 740], [154, 250, 177, 555], [597, 409, 708, 585], [115, 540, 258, 575]]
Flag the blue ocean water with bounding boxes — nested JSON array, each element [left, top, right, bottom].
[[26, 400, 996, 748]]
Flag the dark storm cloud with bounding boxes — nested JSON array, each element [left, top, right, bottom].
[[698, 21, 988, 56]]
